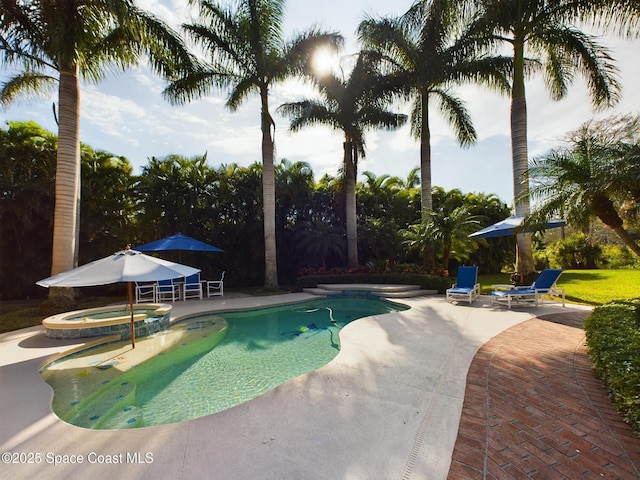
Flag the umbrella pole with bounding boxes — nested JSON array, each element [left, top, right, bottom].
[[128, 282, 135, 349]]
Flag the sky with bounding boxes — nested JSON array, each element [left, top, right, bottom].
[[1, 0, 639, 204]]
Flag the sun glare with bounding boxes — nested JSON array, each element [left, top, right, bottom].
[[312, 47, 340, 76]]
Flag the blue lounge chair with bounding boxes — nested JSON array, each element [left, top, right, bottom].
[[446, 266, 480, 304], [490, 269, 565, 309], [183, 273, 203, 300]]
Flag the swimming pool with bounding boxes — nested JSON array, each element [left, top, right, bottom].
[[40, 297, 408, 429]]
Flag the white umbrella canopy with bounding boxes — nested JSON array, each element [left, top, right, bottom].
[[37, 248, 200, 287], [37, 248, 200, 347]]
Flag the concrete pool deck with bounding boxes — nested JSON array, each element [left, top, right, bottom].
[[1, 293, 637, 479]]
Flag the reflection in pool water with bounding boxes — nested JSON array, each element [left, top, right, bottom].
[[40, 297, 408, 429]]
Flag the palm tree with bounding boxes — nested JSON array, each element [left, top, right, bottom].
[[465, 0, 624, 277], [278, 51, 407, 269], [0, 0, 193, 301], [358, 0, 512, 217], [358, 171, 404, 218], [402, 187, 482, 270], [136, 154, 215, 238], [163, 0, 342, 289], [402, 166, 422, 190], [527, 114, 640, 257], [295, 220, 345, 270], [80, 148, 136, 262], [275, 159, 315, 229]]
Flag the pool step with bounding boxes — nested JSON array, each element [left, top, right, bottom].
[[303, 284, 437, 298], [64, 380, 137, 429], [99, 405, 144, 429]]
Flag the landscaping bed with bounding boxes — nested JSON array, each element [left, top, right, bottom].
[[584, 298, 640, 435]]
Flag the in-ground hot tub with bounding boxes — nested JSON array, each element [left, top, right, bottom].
[[42, 304, 172, 340]]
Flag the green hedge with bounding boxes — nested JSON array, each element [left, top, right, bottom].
[[296, 273, 452, 293], [584, 298, 640, 434]]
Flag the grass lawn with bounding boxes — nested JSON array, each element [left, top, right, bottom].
[[479, 269, 640, 305]]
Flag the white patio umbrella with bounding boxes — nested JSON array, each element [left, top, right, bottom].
[[37, 247, 200, 348]]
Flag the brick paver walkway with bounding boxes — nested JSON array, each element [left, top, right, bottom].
[[448, 312, 640, 479]]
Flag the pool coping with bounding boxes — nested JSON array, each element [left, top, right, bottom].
[[0, 292, 591, 480]]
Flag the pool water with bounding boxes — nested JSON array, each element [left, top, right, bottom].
[[41, 297, 408, 429]]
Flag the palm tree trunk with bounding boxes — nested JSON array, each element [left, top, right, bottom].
[[611, 226, 640, 257], [420, 92, 432, 218], [419, 92, 436, 272], [594, 197, 640, 256], [511, 39, 534, 277], [50, 66, 81, 301], [344, 139, 358, 269], [261, 94, 278, 288]]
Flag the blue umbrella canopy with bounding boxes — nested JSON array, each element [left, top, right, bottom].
[[468, 216, 565, 239], [134, 233, 223, 252]]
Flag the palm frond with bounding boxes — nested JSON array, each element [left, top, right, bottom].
[[535, 24, 621, 108], [434, 89, 477, 147], [0, 71, 57, 106]]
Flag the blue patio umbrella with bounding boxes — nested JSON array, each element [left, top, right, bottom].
[[469, 215, 566, 282], [468, 216, 565, 239], [134, 233, 223, 253]]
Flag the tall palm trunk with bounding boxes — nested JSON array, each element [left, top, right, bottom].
[[50, 66, 81, 300], [261, 93, 278, 288], [344, 139, 358, 269], [419, 92, 436, 272], [511, 39, 534, 278], [419, 91, 432, 217]]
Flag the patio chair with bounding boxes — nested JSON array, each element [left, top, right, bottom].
[[156, 278, 180, 302], [446, 266, 480, 304], [135, 281, 156, 303], [206, 271, 225, 297], [183, 273, 203, 301], [490, 268, 565, 309]]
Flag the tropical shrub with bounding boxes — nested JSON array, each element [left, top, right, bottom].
[[598, 244, 640, 269], [545, 234, 603, 269], [0, 122, 56, 299], [533, 249, 550, 270], [584, 299, 640, 434]]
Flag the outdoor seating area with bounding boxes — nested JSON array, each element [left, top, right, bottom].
[[135, 271, 225, 303], [445, 267, 566, 309], [35, 233, 226, 308], [130, 233, 225, 303], [489, 268, 565, 309]]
